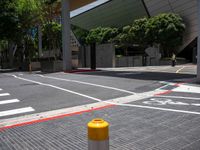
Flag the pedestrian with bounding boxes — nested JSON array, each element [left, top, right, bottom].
[[171, 53, 176, 67]]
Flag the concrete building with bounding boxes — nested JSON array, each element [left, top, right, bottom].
[[71, 0, 198, 63]]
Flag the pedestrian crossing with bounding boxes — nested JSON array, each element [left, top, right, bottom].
[[0, 93, 10, 96], [0, 88, 35, 118], [0, 99, 20, 105]]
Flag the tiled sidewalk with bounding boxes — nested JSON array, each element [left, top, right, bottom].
[[1, 105, 200, 150]]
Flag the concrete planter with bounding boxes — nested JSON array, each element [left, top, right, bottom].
[[30, 62, 41, 71], [40, 60, 63, 72]]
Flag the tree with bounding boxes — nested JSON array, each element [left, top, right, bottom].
[[42, 22, 61, 53], [0, 0, 19, 41], [86, 27, 118, 44], [130, 17, 149, 46], [71, 25, 89, 45], [146, 13, 185, 56]]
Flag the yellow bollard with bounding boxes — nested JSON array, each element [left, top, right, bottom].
[[88, 118, 109, 150]]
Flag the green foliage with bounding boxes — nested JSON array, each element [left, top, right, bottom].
[[146, 13, 185, 52], [71, 25, 89, 45], [42, 22, 61, 51], [0, 40, 8, 52], [16, 0, 42, 31], [86, 27, 118, 44], [0, 0, 19, 41], [114, 25, 132, 44], [115, 18, 149, 46], [130, 17, 148, 45]]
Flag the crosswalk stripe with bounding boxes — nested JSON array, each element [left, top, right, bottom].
[[0, 107, 35, 117], [0, 93, 10, 96], [0, 99, 20, 105], [0, 88, 2, 91]]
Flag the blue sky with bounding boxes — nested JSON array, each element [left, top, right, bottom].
[[70, 0, 109, 18]]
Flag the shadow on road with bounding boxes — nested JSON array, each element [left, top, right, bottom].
[[76, 71, 196, 82]]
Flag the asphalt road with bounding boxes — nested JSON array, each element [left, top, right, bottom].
[[0, 64, 200, 150]]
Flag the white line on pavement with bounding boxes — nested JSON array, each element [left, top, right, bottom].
[[36, 75, 136, 95], [0, 107, 35, 117], [0, 93, 10, 97], [173, 85, 200, 94], [176, 66, 185, 73], [11, 75, 102, 102], [155, 95, 200, 100], [105, 102, 200, 115], [0, 88, 2, 91], [7, 74, 200, 119], [0, 99, 20, 105]]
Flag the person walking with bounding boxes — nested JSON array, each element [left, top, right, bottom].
[[171, 53, 176, 67]]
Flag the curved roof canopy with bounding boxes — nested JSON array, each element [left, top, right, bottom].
[[69, 0, 96, 11], [71, 0, 148, 30]]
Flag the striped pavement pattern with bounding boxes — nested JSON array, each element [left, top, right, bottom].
[[0, 89, 34, 117]]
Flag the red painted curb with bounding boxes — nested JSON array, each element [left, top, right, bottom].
[[154, 90, 173, 96], [0, 104, 115, 131]]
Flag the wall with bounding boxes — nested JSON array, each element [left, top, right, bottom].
[[96, 44, 115, 67], [80, 44, 144, 68], [116, 56, 143, 67], [80, 43, 115, 68]]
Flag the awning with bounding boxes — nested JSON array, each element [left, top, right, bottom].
[[70, 0, 96, 11], [71, 0, 148, 30]]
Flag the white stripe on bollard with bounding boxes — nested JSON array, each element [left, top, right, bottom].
[[88, 140, 109, 150]]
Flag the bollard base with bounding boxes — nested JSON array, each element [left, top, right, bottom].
[[88, 139, 109, 150]]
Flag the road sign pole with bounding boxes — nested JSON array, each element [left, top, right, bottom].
[[61, 0, 72, 71]]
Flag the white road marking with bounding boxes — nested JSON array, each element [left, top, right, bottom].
[[106, 102, 200, 115], [173, 85, 200, 94], [3, 73, 200, 128], [36, 74, 136, 95], [156, 95, 200, 100], [0, 88, 2, 91], [191, 104, 200, 106], [0, 93, 10, 96], [176, 66, 185, 73], [10, 75, 102, 102], [0, 99, 20, 105], [143, 98, 190, 106], [0, 107, 35, 117]]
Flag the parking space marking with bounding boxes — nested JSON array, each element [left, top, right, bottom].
[[0, 99, 20, 105], [11, 74, 102, 102], [106, 102, 200, 115], [2, 73, 200, 130], [0, 93, 10, 96], [156, 95, 200, 100], [36, 75, 136, 95], [0, 107, 35, 117]]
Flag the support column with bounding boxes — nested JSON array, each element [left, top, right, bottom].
[[61, 0, 72, 71], [38, 25, 42, 57], [197, 0, 200, 81]]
